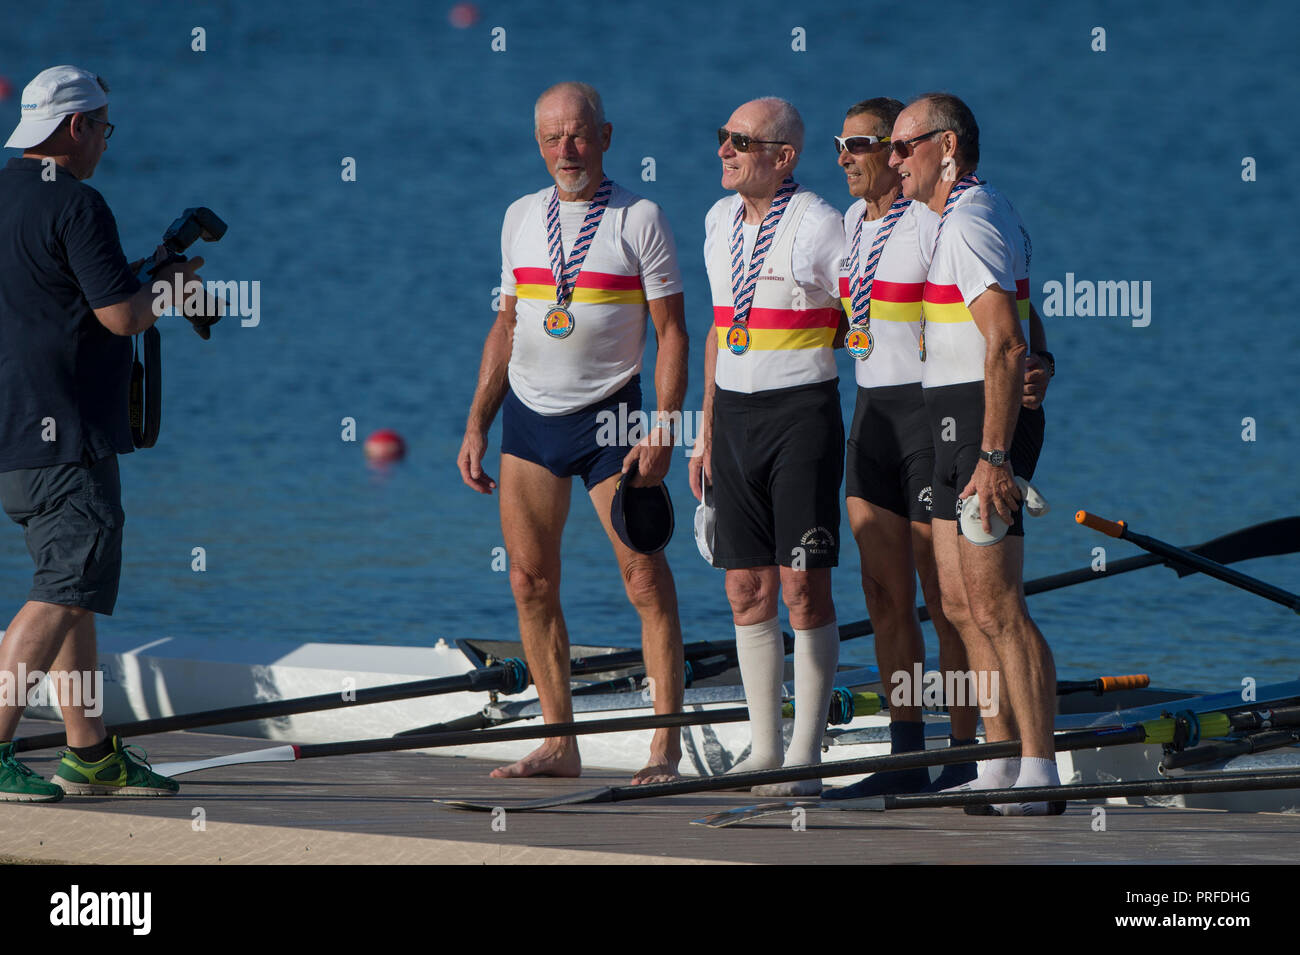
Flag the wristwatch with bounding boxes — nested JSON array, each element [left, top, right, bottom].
[[1034, 350, 1055, 378], [979, 449, 1008, 468]]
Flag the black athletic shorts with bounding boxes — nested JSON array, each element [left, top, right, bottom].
[[0, 454, 125, 614], [711, 379, 844, 569], [845, 382, 934, 522], [923, 381, 1045, 537]]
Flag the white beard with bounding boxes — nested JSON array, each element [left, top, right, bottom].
[[556, 169, 591, 195]]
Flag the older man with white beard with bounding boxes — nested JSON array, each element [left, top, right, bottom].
[[458, 81, 688, 785], [690, 98, 845, 796]]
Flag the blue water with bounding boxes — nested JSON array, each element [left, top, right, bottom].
[[1, 0, 1296, 690]]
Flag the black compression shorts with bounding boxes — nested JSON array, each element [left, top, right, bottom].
[[711, 379, 844, 569], [923, 381, 1045, 537], [845, 382, 935, 523]]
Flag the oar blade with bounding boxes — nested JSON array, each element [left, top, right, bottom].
[[151, 745, 298, 778], [434, 786, 616, 812]]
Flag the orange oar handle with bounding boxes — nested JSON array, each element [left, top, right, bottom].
[[1098, 674, 1150, 693], [1076, 510, 1126, 538]]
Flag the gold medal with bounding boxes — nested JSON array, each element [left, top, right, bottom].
[[544, 304, 575, 339]]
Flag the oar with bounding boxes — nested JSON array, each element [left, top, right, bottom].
[[435, 703, 1300, 811], [158, 669, 1148, 777], [1077, 511, 1300, 612], [838, 515, 1300, 641], [13, 638, 744, 753], [692, 769, 1300, 824], [1159, 729, 1300, 772], [391, 652, 738, 738], [823, 673, 1147, 722]]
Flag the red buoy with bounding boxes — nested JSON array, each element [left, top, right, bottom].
[[364, 428, 406, 464], [448, 3, 479, 28], [0, 77, 12, 101]]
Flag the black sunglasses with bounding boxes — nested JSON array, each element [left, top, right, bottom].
[[718, 127, 787, 152], [889, 130, 942, 158]]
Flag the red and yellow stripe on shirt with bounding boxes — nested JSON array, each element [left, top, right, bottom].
[[712, 304, 841, 351], [837, 278, 926, 324], [921, 278, 1031, 323], [513, 267, 646, 305]]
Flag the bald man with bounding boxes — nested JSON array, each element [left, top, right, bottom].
[[690, 98, 846, 796]]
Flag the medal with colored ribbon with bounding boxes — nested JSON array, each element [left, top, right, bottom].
[[845, 193, 911, 361], [920, 173, 982, 362], [726, 177, 798, 356], [543, 178, 613, 339]]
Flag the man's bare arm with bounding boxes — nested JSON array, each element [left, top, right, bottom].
[[689, 317, 718, 501], [625, 292, 688, 485], [1023, 302, 1049, 409], [964, 284, 1027, 529], [458, 297, 517, 493], [93, 256, 205, 336]]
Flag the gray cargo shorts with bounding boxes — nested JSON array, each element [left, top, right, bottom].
[[0, 454, 125, 615]]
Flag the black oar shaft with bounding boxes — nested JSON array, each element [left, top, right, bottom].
[[15, 639, 742, 752], [879, 770, 1300, 809], [1077, 512, 1300, 612], [299, 706, 754, 759], [1160, 730, 1300, 771]]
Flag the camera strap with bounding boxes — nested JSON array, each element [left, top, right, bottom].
[[129, 326, 161, 448]]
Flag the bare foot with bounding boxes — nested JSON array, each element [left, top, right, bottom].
[[489, 742, 581, 779], [630, 757, 680, 786]]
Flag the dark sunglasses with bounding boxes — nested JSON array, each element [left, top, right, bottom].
[[718, 127, 787, 152], [889, 129, 942, 158], [834, 134, 890, 156]]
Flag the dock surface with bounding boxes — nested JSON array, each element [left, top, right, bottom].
[[3, 720, 1298, 865]]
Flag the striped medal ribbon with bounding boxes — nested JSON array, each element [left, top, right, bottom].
[[919, 173, 983, 361], [542, 177, 614, 340], [725, 177, 799, 356], [845, 193, 912, 361]]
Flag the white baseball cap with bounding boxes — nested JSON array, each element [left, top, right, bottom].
[[5, 66, 109, 150]]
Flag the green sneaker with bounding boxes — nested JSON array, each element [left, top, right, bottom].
[[0, 741, 64, 802], [53, 735, 180, 796]]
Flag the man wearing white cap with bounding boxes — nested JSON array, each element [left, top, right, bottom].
[[0, 66, 201, 801]]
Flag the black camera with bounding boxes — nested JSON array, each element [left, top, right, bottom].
[[129, 207, 228, 448]]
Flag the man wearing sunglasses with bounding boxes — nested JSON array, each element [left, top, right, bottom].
[[889, 93, 1058, 815], [458, 82, 688, 785], [689, 98, 846, 797], [0, 66, 200, 801], [819, 98, 982, 799]]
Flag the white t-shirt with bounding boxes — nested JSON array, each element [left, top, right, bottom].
[[703, 188, 844, 394], [921, 184, 1031, 389], [839, 198, 937, 388], [501, 181, 683, 414]]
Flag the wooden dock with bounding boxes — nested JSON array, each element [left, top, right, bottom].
[[3, 720, 1298, 865]]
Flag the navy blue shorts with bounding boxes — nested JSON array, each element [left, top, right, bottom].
[[502, 376, 641, 491]]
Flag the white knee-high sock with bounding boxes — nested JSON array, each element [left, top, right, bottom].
[[786, 621, 839, 767], [727, 617, 785, 774], [753, 620, 839, 797]]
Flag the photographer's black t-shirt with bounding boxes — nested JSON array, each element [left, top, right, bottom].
[[0, 157, 141, 471]]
